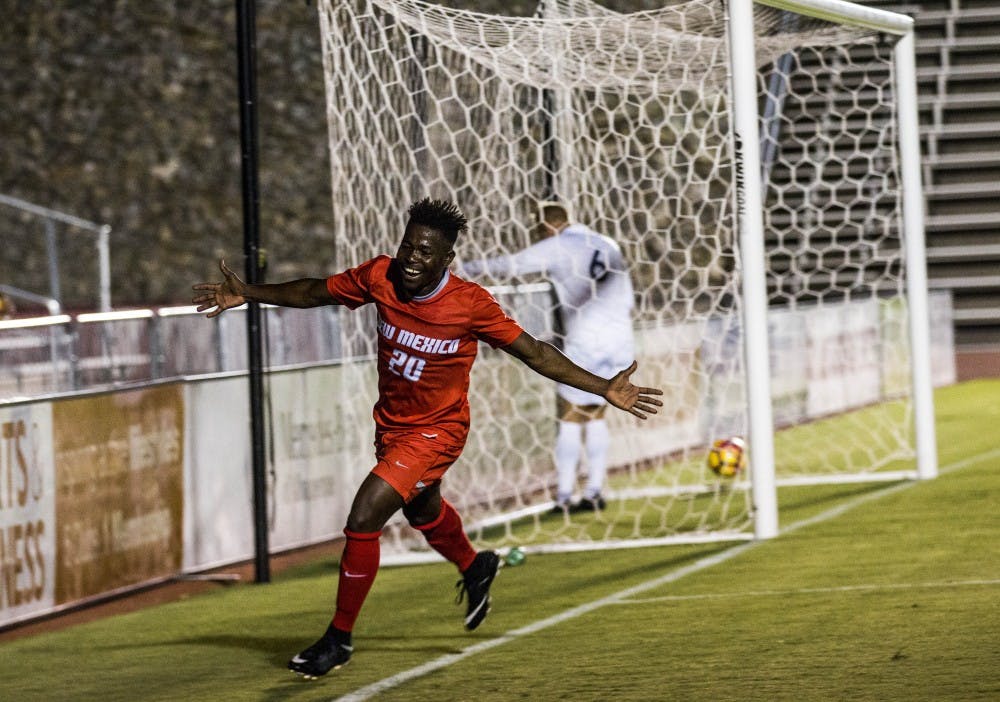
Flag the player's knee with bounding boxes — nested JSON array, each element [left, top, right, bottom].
[[346, 475, 404, 532], [402, 486, 442, 526], [403, 504, 437, 527], [345, 508, 383, 533]]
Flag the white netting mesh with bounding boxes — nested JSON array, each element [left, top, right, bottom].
[[757, 32, 914, 481], [316, 0, 915, 555]]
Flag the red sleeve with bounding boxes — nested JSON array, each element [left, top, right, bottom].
[[469, 285, 524, 348], [325, 257, 381, 309]]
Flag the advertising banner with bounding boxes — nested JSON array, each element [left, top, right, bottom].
[[839, 300, 882, 409], [52, 384, 184, 604], [267, 365, 372, 551], [461, 350, 555, 507], [879, 297, 911, 398], [184, 365, 374, 570], [183, 376, 253, 571], [769, 309, 808, 427], [699, 313, 749, 440], [805, 301, 880, 417], [928, 291, 957, 387], [609, 321, 705, 464], [0, 402, 55, 626]]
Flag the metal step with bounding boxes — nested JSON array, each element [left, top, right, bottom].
[[922, 122, 1000, 139], [926, 244, 1000, 262], [928, 151, 1000, 169], [928, 274, 1000, 290], [916, 62, 1000, 82], [925, 212, 1000, 231], [915, 36, 1000, 53], [924, 182, 1000, 200]]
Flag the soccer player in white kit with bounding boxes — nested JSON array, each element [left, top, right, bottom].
[[461, 203, 636, 511]]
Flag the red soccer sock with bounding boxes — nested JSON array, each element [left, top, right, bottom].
[[414, 499, 477, 572], [331, 528, 381, 632]]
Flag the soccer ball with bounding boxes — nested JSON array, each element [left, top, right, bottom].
[[707, 436, 747, 477]]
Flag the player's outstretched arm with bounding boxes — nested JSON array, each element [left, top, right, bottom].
[[501, 332, 663, 419], [192, 259, 333, 318], [459, 239, 552, 279]]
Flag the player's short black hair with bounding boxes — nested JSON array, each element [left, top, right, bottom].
[[407, 198, 467, 245]]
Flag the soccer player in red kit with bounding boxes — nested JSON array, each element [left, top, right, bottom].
[[192, 198, 662, 679]]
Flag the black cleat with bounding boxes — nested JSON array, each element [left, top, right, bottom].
[[572, 495, 607, 512], [549, 499, 571, 514], [455, 550, 501, 630], [288, 627, 353, 680]]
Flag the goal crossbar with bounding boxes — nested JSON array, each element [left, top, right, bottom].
[[756, 0, 913, 34]]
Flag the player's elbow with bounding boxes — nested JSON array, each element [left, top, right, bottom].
[[502, 332, 547, 366], [518, 337, 562, 374]]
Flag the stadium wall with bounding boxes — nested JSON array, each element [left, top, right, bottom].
[[0, 294, 957, 628], [0, 384, 184, 628]]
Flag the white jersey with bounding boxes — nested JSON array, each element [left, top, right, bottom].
[[462, 224, 635, 402]]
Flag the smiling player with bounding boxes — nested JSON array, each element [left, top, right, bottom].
[[192, 197, 662, 679]]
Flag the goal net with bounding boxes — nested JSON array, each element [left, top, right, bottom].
[[315, 0, 928, 557]]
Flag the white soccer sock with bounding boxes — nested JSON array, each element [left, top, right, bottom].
[[584, 419, 610, 499], [554, 421, 583, 503]]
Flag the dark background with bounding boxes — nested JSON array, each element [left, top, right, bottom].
[[1, 1, 657, 308]]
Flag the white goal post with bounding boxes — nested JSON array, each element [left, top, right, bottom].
[[727, 0, 935, 539], [315, 0, 935, 558]]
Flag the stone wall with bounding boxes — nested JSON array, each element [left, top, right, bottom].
[[2, 3, 323, 305], [0, 0, 651, 308]]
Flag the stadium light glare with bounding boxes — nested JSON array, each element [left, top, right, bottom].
[[77, 309, 155, 323], [0, 314, 71, 331]]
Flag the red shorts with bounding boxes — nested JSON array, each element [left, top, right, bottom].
[[371, 430, 465, 503]]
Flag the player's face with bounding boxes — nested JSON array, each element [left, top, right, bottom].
[[394, 223, 456, 298]]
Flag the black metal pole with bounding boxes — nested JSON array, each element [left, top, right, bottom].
[[538, 0, 557, 200], [542, 86, 557, 200], [408, 31, 428, 199], [235, 0, 270, 583]]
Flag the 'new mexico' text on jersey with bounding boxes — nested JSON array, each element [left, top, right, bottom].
[[326, 255, 524, 441]]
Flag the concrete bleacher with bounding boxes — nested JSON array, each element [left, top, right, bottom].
[[864, 0, 1000, 348]]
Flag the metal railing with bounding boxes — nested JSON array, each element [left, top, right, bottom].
[[0, 283, 557, 403], [0, 193, 112, 312]]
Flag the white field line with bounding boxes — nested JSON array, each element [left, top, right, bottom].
[[616, 578, 1000, 605], [331, 448, 999, 702]]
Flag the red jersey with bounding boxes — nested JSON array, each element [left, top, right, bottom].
[[326, 255, 524, 441]]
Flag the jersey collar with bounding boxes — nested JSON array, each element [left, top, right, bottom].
[[412, 268, 450, 302]]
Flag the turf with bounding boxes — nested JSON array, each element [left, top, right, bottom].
[[2, 379, 998, 702]]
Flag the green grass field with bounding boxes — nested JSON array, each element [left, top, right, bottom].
[[3, 380, 998, 702]]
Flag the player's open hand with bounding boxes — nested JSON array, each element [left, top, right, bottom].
[[605, 361, 663, 420], [192, 260, 247, 318]]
